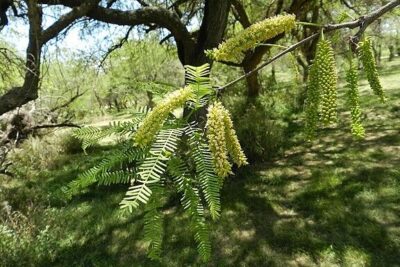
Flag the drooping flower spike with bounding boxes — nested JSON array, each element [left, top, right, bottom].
[[315, 39, 338, 125], [207, 14, 296, 63], [346, 61, 365, 139], [221, 108, 248, 167], [206, 102, 232, 178], [206, 102, 248, 178], [358, 37, 385, 102], [135, 87, 194, 146]]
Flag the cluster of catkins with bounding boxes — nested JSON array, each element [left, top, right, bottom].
[[305, 36, 385, 140], [206, 102, 248, 178], [135, 87, 194, 146], [207, 14, 296, 63], [304, 63, 320, 139], [358, 37, 385, 102], [305, 39, 338, 139], [346, 61, 365, 139]]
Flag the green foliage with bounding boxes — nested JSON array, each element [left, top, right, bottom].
[[73, 114, 147, 151], [0, 224, 59, 266], [223, 89, 295, 162], [0, 43, 23, 93], [346, 61, 365, 139], [143, 186, 164, 260], [66, 64, 247, 261], [59, 131, 84, 154], [65, 143, 145, 198], [120, 128, 183, 212], [8, 134, 70, 178], [168, 156, 212, 260], [358, 37, 385, 102], [188, 128, 222, 220]]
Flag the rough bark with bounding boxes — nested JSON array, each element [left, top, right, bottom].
[[232, 0, 313, 97], [188, 0, 231, 66], [0, 0, 42, 115], [0, 0, 97, 116], [0, 0, 232, 115]]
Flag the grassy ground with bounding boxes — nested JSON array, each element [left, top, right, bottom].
[[1, 58, 399, 267]]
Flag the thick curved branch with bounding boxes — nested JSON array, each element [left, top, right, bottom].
[[0, 1, 196, 115], [40, 1, 194, 50], [0, 1, 97, 116], [41, 1, 98, 44], [0, 0, 42, 115]]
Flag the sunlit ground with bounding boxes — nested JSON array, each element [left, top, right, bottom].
[[1, 58, 399, 267]]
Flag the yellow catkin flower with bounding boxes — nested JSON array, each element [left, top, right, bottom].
[[135, 87, 194, 146], [206, 102, 232, 178], [346, 61, 365, 139], [358, 37, 385, 102], [207, 14, 296, 63], [315, 39, 338, 125], [221, 108, 248, 167], [305, 62, 320, 140]]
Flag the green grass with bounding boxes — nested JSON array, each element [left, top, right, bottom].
[[1, 58, 400, 266]]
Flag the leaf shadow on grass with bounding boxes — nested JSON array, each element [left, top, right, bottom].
[[205, 121, 400, 266], [207, 164, 399, 266]]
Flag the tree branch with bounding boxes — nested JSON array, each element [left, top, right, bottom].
[[218, 0, 400, 91], [29, 123, 81, 130], [41, 1, 98, 44], [99, 26, 134, 67], [49, 89, 87, 112], [231, 0, 251, 28], [0, 0, 42, 115], [39, 1, 194, 48]]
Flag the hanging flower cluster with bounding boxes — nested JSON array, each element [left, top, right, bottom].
[[304, 38, 338, 139], [358, 37, 385, 102], [206, 14, 296, 63], [222, 109, 248, 167], [135, 87, 194, 146], [206, 102, 248, 178], [346, 61, 365, 139], [304, 63, 320, 139], [206, 102, 232, 178], [316, 39, 338, 125]]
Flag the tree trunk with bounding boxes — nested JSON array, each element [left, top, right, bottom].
[[186, 0, 231, 67], [243, 64, 262, 98]]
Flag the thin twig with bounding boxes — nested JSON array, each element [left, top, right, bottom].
[[218, 33, 319, 91], [99, 26, 134, 67], [217, 0, 400, 91], [30, 123, 81, 130], [49, 89, 87, 112]]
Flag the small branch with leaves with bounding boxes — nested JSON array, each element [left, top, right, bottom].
[[217, 0, 400, 91]]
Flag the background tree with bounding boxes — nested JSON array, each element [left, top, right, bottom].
[[4, 0, 397, 114]]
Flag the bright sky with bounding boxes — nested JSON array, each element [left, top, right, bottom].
[[1, 7, 134, 58]]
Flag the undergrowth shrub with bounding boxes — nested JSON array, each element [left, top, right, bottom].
[[223, 87, 300, 162], [0, 201, 59, 267], [58, 131, 84, 154], [0, 223, 58, 266], [8, 132, 78, 178], [9, 136, 60, 177]]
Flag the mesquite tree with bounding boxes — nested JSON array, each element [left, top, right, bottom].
[[67, 4, 397, 260], [0, 0, 399, 261], [2, 0, 398, 113]]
